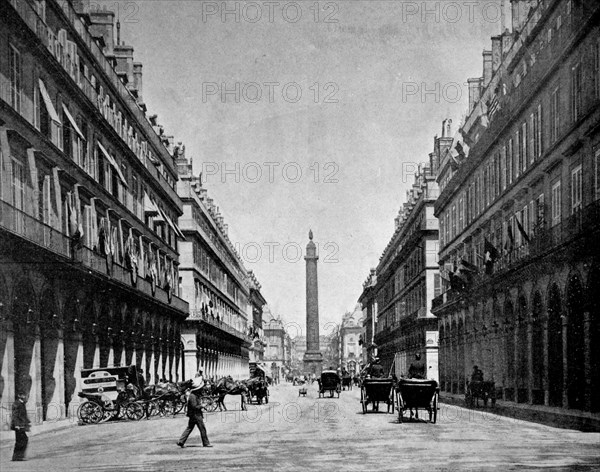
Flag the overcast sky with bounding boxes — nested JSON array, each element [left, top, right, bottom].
[[103, 0, 502, 333]]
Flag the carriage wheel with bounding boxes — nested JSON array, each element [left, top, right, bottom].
[[78, 401, 103, 424], [126, 402, 145, 421], [146, 400, 160, 417], [160, 400, 177, 416], [432, 392, 438, 424]]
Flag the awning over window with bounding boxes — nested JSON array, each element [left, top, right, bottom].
[[160, 208, 185, 239], [39, 79, 61, 123], [61, 103, 84, 139], [143, 191, 159, 215], [97, 141, 128, 187]]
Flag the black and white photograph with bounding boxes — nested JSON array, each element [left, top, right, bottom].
[[0, 0, 599, 470]]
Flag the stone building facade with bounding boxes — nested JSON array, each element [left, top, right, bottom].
[[176, 157, 253, 381], [364, 162, 440, 380], [432, 0, 600, 416], [0, 0, 188, 426], [339, 305, 364, 375]]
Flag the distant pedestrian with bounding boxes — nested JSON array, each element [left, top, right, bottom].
[[177, 387, 212, 448], [11, 393, 31, 462]]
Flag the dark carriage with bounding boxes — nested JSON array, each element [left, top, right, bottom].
[[360, 378, 395, 413], [465, 380, 496, 407], [246, 378, 269, 404], [318, 371, 341, 398], [341, 374, 353, 391], [396, 378, 439, 423], [77, 366, 146, 424]]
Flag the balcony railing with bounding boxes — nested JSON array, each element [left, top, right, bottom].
[[188, 310, 251, 343], [433, 199, 600, 311], [0, 199, 188, 313]]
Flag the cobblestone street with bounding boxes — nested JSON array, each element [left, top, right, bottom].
[[1, 383, 599, 472]]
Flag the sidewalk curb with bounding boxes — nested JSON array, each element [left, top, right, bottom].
[[440, 393, 600, 432]]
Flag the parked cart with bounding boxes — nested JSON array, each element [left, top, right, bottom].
[[396, 378, 439, 423], [318, 371, 341, 398], [360, 378, 395, 413]]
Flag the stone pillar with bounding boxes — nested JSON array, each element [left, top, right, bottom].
[[425, 331, 439, 382], [28, 328, 43, 424], [45, 330, 66, 421], [562, 316, 569, 408], [527, 318, 534, 404], [107, 339, 115, 367], [148, 347, 156, 385], [303, 230, 323, 374], [583, 311, 592, 411], [0, 321, 15, 429], [92, 337, 100, 368], [542, 316, 550, 406]]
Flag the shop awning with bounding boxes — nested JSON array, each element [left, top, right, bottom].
[[97, 141, 128, 186], [39, 79, 61, 123], [143, 191, 159, 215], [61, 103, 84, 139]]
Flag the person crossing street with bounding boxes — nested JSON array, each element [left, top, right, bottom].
[[177, 385, 212, 449]]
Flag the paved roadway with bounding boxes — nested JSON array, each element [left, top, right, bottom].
[[1, 382, 599, 472]]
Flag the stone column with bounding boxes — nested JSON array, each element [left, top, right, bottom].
[[45, 329, 66, 421], [92, 336, 100, 368], [148, 346, 156, 385], [583, 311, 591, 411], [303, 230, 323, 374], [28, 327, 43, 425], [542, 315, 550, 406], [562, 316, 568, 408], [527, 317, 534, 404], [0, 320, 15, 429]]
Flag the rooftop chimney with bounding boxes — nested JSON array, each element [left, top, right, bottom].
[[467, 78, 483, 113], [482, 50, 493, 87], [89, 9, 115, 55]]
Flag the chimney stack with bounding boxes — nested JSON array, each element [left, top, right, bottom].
[[482, 50, 493, 87]]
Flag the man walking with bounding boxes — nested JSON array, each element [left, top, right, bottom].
[[177, 386, 212, 448], [11, 393, 31, 461]]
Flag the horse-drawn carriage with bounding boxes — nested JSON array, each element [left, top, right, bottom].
[[318, 371, 341, 398], [396, 378, 439, 423], [246, 378, 269, 404], [465, 380, 496, 407], [77, 366, 147, 424], [341, 374, 353, 391], [360, 378, 395, 413]]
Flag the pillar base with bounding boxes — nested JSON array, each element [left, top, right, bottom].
[[303, 351, 323, 375]]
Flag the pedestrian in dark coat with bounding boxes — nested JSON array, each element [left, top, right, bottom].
[[177, 388, 212, 448], [11, 393, 31, 461]]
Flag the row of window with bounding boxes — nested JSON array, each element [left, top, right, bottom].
[[6, 38, 179, 252], [5, 146, 179, 295], [192, 240, 242, 306], [193, 280, 246, 333], [440, 56, 598, 250], [376, 280, 427, 333]]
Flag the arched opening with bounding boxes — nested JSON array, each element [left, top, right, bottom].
[[82, 300, 96, 369], [63, 296, 81, 415], [0, 275, 9, 404], [98, 303, 111, 367], [547, 284, 563, 407], [588, 263, 600, 412], [566, 274, 585, 410], [516, 295, 528, 403], [457, 318, 464, 394], [13, 280, 38, 400], [504, 299, 515, 401], [39, 289, 59, 421], [531, 292, 545, 405]]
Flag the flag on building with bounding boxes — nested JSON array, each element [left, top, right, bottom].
[[484, 238, 500, 274], [515, 217, 530, 243]]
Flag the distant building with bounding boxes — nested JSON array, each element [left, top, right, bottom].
[[358, 269, 378, 366], [360, 160, 440, 380], [247, 270, 267, 364], [432, 0, 600, 417], [339, 305, 364, 375], [263, 315, 289, 381], [176, 157, 253, 380]]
